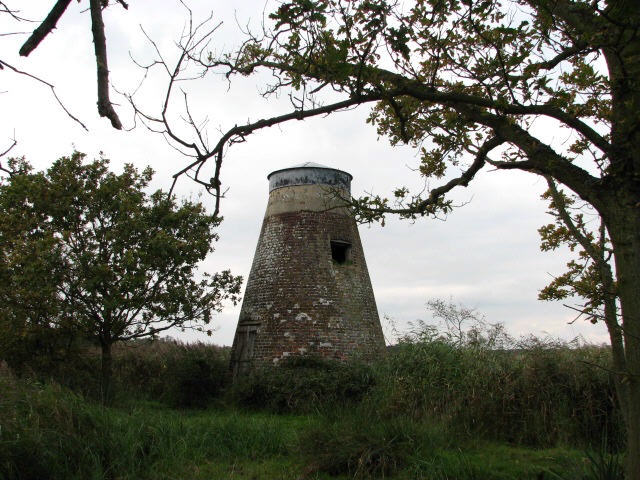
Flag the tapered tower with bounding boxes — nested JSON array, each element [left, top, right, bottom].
[[230, 162, 385, 375]]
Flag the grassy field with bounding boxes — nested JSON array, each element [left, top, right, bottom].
[[0, 374, 599, 480], [0, 326, 625, 479]]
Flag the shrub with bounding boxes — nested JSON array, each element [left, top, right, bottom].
[[375, 330, 622, 449], [111, 339, 231, 407], [228, 356, 376, 413], [2, 338, 232, 407]]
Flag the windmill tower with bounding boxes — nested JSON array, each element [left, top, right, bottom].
[[230, 162, 385, 376]]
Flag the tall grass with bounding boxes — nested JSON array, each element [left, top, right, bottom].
[[377, 335, 620, 448], [0, 370, 604, 480], [228, 356, 376, 413], [1, 330, 624, 480], [0, 371, 300, 480], [7, 338, 232, 407], [227, 324, 621, 450], [1, 315, 625, 479]]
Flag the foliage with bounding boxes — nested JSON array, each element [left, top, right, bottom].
[[379, 305, 622, 449], [228, 356, 376, 413], [536, 180, 620, 346], [127, 2, 640, 474], [111, 339, 232, 408], [0, 152, 242, 401], [0, 371, 299, 480]]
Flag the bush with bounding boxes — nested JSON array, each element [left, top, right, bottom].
[[2, 338, 232, 407], [228, 356, 376, 413], [0, 371, 297, 480], [375, 331, 623, 449], [111, 339, 231, 407]]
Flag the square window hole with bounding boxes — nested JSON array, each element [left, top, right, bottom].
[[331, 240, 352, 264]]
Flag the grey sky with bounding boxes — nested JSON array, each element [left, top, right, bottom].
[[0, 1, 610, 345]]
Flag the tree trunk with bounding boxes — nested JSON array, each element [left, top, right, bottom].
[[626, 384, 640, 480], [100, 340, 113, 405], [605, 199, 640, 480]]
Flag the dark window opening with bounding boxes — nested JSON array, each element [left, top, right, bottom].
[[331, 240, 352, 264]]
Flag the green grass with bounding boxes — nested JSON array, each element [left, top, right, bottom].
[[0, 373, 612, 480], [1, 330, 625, 479], [0, 375, 307, 479], [403, 444, 584, 480]]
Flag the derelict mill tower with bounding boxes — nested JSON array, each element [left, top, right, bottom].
[[230, 162, 385, 375]]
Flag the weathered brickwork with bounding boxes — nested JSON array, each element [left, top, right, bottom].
[[230, 166, 386, 375]]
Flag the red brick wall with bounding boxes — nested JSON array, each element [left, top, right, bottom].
[[230, 207, 386, 374]]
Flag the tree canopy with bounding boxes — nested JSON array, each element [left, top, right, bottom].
[[123, 0, 639, 476], [2, 0, 639, 475], [0, 152, 242, 401]]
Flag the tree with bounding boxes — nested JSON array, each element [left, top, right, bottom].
[[0, 155, 75, 372], [0, 152, 242, 402], [126, 0, 640, 476], [0, 0, 127, 129]]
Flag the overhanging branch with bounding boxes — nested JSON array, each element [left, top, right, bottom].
[[245, 60, 612, 155], [167, 94, 382, 215], [19, 0, 72, 57], [89, 0, 122, 129], [354, 135, 504, 219], [0, 59, 88, 131]]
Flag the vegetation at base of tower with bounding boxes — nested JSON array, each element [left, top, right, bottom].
[[0, 153, 242, 403], [228, 356, 376, 413], [120, 2, 640, 477], [1, 310, 626, 479]]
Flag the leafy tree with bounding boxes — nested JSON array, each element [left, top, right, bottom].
[[0, 158, 75, 372], [0, 152, 242, 402], [128, 0, 640, 475]]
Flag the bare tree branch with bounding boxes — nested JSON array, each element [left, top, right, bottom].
[[19, 0, 73, 57], [89, 0, 122, 129], [0, 1, 36, 22], [0, 59, 88, 131], [0, 137, 16, 158], [166, 94, 381, 216], [0, 135, 17, 177]]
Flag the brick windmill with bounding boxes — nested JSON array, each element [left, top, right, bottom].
[[230, 162, 385, 375]]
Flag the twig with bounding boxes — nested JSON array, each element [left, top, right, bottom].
[[0, 1, 36, 22], [0, 59, 88, 131], [0, 136, 18, 176]]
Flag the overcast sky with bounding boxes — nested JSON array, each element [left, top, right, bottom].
[[0, 1, 610, 346]]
